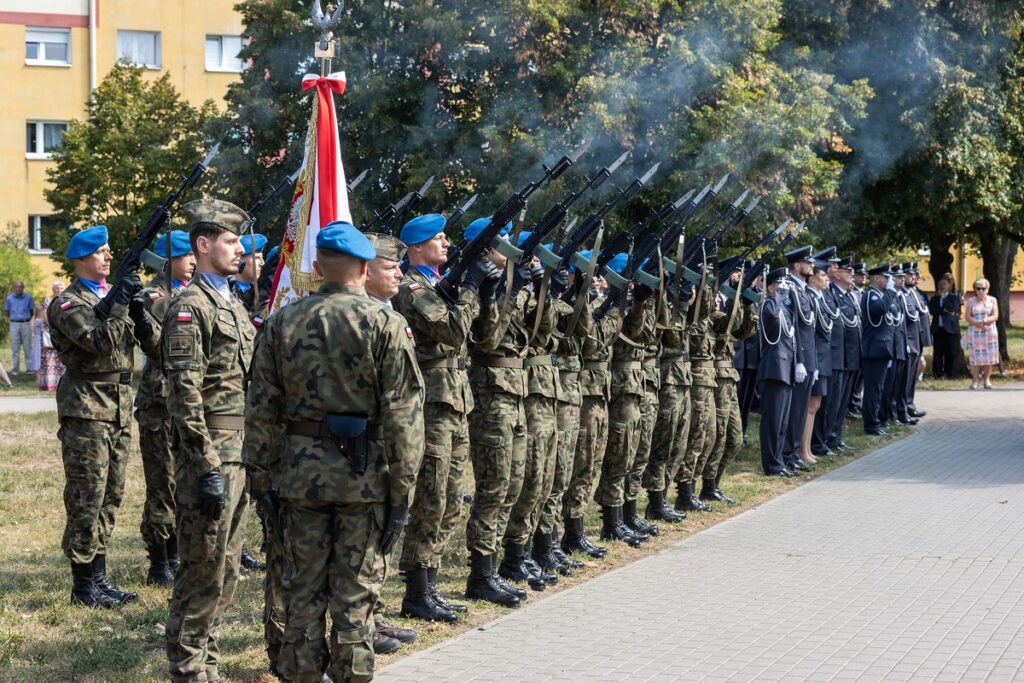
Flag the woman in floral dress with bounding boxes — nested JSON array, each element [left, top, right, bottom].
[[37, 280, 66, 392], [965, 278, 999, 390]]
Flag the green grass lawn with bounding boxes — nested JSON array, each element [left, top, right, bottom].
[[0, 410, 910, 682]]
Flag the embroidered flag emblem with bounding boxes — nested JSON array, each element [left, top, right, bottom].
[[149, 292, 162, 300], [409, 283, 421, 292], [406, 327, 414, 339], [252, 316, 264, 328], [60, 301, 73, 311], [176, 311, 193, 322]]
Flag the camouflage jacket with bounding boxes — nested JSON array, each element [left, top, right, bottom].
[[712, 296, 757, 381], [135, 274, 186, 428], [554, 295, 591, 407], [641, 292, 669, 391], [234, 281, 269, 329], [163, 275, 256, 476], [392, 267, 478, 413], [525, 288, 559, 399], [610, 295, 654, 397], [687, 282, 721, 388], [468, 287, 529, 397], [243, 282, 424, 506], [658, 296, 692, 387], [48, 279, 157, 427], [579, 303, 621, 400]]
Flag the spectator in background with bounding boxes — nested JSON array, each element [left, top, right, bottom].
[[928, 273, 962, 379], [37, 280, 66, 392], [4, 280, 35, 375], [965, 278, 999, 390]]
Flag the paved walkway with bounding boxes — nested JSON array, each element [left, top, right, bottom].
[[380, 385, 1024, 682], [0, 396, 56, 413]]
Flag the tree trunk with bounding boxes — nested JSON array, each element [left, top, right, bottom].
[[977, 227, 1018, 361], [926, 232, 956, 289]]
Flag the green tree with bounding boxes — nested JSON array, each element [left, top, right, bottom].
[[44, 62, 217, 277]]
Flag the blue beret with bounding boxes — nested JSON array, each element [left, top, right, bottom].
[[241, 233, 268, 256], [464, 216, 513, 243], [66, 225, 108, 260], [153, 230, 192, 258], [608, 252, 629, 274], [568, 249, 592, 274], [316, 221, 376, 261], [517, 231, 533, 248], [266, 245, 280, 262], [401, 213, 447, 246]]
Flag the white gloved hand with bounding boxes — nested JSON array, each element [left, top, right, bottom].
[[886, 276, 895, 291], [886, 360, 893, 369], [813, 369, 819, 383], [795, 362, 807, 383]]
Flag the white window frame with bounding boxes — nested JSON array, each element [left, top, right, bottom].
[[27, 215, 55, 255], [117, 30, 162, 69], [205, 34, 245, 73], [26, 120, 69, 160], [26, 27, 71, 67]]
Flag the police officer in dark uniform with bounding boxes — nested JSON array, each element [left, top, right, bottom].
[[860, 263, 898, 436], [811, 248, 842, 457], [906, 263, 930, 417], [828, 256, 860, 451], [757, 267, 799, 477], [781, 246, 815, 472]]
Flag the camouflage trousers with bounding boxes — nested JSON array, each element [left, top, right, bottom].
[[677, 384, 717, 485], [706, 376, 742, 482], [279, 499, 385, 683], [466, 390, 527, 556], [625, 381, 659, 502], [59, 417, 131, 564], [166, 442, 248, 683], [139, 418, 176, 547], [261, 500, 285, 677], [643, 382, 691, 493], [505, 394, 556, 546], [563, 395, 607, 520], [539, 399, 580, 534], [399, 401, 470, 571], [594, 391, 641, 508]]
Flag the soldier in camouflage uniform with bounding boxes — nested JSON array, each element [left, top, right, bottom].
[[244, 221, 424, 683], [49, 224, 154, 608], [135, 230, 195, 587], [393, 214, 482, 623], [703, 276, 757, 503], [676, 275, 720, 513], [642, 283, 693, 523], [162, 199, 256, 683]]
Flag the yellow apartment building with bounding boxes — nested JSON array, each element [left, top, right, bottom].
[[0, 0, 243, 285]]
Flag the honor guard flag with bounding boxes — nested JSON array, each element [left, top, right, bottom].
[[268, 71, 352, 313]]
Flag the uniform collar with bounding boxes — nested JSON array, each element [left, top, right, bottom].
[[76, 276, 108, 296], [198, 271, 233, 302], [318, 282, 366, 297], [411, 264, 440, 285]]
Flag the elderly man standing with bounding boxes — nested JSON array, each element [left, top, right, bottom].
[[6, 280, 35, 375]]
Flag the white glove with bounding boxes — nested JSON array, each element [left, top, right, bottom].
[[907, 344, 911, 354], [886, 276, 895, 291], [886, 360, 892, 369], [813, 369, 819, 383], [795, 363, 807, 383]]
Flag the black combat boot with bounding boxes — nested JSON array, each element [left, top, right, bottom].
[[166, 533, 180, 573], [522, 542, 553, 589], [675, 481, 711, 512], [550, 529, 583, 569], [561, 516, 606, 559], [377, 619, 416, 644], [713, 472, 736, 505], [600, 505, 642, 548], [426, 567, 467, 613], [700, 477, 725, 502], [490, 553, 528, 599], [400, 567, 457, 623], [145, 542, 174, 587], [92, 555, 137, 605], [70, 561, 116, 608], [372, 630, 401, 654], [623, 499, 659, 537], [646, 489, 686, 522], [533, 529, 571, 577], [498, 543, 531, 584], [465, 552, 520, 607], [240, 547, 266, 572]]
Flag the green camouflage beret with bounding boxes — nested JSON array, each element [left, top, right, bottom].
[[364, 233, 407, 262], [182, 198, 250, 235]]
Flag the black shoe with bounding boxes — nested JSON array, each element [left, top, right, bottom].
[[674, 482, 710, 513], [465, 552, 520, 607], [623, 499, 659, 537], [645, 489, 685, 523], [240, 548, 266, 573], [92, 555, 137, 605], [426, 567, 467, 613], [909, 408, 927, 418], [789, 461, 810, 472], [714, 488, 736, 505], [494, 552, 532, 597], [865, 428, 886, 436], [401, 568, 457, 623], [372, 630, 401, 654], [549, 530, 583, 569], [562, 517, 606, 558], [699, 478, 725, 503], [522, 544, 555, 589], [599, 505, 642, 547], [145, 542, 174, 587], [811, 447, 833, 457], [377, 619, 417, 643], [70, 561, 117, 608], [768, 469, 796, 478], [897, 416, 919, 426], [533, 530, 571, 576], [497, 543, 531, 584], [166, 534, 180, 574]]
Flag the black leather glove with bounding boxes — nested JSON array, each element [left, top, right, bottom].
[[196, 468, 226, 519], [529, 262, 544, 285], [635, 283, 655, 303], [476, 262, 504, 302], [128, 291, 151, 330], [510, 262, 533, 297], [256, 490, 283, 544], [380, 504, 409, 555], [94, 273, 143, 320], [550, 269, 569, 298], [461, 256, 490, 295]]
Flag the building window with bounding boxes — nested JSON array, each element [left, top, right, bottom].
[[28, 216, 60, 254], [26, 27, 71, 65], [205, 35, 244, 72], [26, 121, 68, 159], [117, 30, 161, 69]]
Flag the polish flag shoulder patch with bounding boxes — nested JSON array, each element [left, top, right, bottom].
[[176, 311, 193, 322], [252, 316, 264, 328], [409, 283, 421, 292], [406, 327, 415, 340], [148, 291, 163, 300], [59, 301, 74, 311]]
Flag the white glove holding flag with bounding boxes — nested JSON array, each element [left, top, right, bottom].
[[795, 363, 808, 383]]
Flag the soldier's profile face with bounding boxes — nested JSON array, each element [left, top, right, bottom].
[[201, 232, 244, 276], [366, 258, 402, 300], [420, 232, 448, 267], [171, 254, 196, 282], [76, 244, 112, 280]]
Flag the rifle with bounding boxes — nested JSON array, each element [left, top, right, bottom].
[[113, 141, 220, 292], [359, 175, 434, 234], [679, 186, 750, 265], [435, 194, 481, 272], [720, 220, 804, 304], [715, 218, 791, 286], [447, 193, 478, 230], [435, 144, 589, 303], [347, 168, 368, 193], [383, 176, 434, 235]]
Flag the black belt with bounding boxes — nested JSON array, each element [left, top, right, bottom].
[[287, 421, 384, 440], [419, 357, 466, 370], [70, 370, 132, 384], [10, 319, 30, 323], [205, 414, 245, 431]]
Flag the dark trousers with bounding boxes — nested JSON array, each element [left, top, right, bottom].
[[894, 357, 911, 420], [905, 351, 920, 410], [880, 359, 901, 423], [783, 376, 812, 463], [759, 379, 792, 475], [738, 368, 759, 436], [829, 370, 855, 445], [932, 329, 959, 378], [811, 371, 838, 453], [862, 358, 888, 432], [848, 370, 863, 411]]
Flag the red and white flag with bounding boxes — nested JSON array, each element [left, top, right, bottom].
[[268, 72, 352, 313]]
